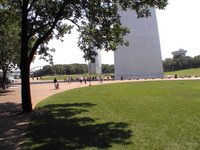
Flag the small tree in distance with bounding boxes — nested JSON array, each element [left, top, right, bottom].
[[5, 0, 168, 112]]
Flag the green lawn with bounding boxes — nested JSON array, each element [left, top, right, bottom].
[[41, 75, 75, 80], [22, 80, 200, 150], [165, 68, 200, 77]]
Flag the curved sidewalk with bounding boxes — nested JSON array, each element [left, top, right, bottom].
[[0, 79, 122, 110], [1, 77, 200, 109]]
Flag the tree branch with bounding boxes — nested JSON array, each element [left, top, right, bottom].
[[28, 0, 37, 12], [67, 18, 80, 29], [28, 0, 69, 64], [27, 12, 38, 40], [28, 22, 52, 40], [18, 0, 22, 8]]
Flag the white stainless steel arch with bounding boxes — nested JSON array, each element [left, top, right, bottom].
[[114, 8, 163, 79]]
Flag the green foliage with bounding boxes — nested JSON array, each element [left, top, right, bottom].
[[163, 58, 175, 71], [10, 0, 168, 64], [33, 64, 88, 76], [33, 63, 114, 76], [193, 55, 200, 68], [0, 1, 20, 88], [23, 80, 200, 149], [163, 55, 197, 72], [102, 64, 114, 73], [0, 1, 20, 67], [77, 0, 168, 62]]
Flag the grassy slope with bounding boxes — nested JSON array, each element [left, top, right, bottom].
[[22, 80, 200, 150], [165, 68, 200, 76], [41, 75, 71, 80]]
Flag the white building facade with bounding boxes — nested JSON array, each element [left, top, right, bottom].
[[114, 8, 163, 80], [89, 47, 102, 74]]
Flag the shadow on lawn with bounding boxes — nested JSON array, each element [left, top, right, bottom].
[[0, 102, 29, 150], [22, 102, 132, 150]]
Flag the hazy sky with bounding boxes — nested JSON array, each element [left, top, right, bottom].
[[31, 0, 200, 68]]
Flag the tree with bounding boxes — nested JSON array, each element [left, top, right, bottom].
[[52, 65, 65, 75], [163, 58, 175, 71], [0, 2, 20, 89], [163, 55, 195, 72], [193, 55, 200, 68], [33, 64, 88, 76], [41, 65, 55, 76], [173, 55, 193, 70], [102, 64, 114, 73], [182, 56, 193, 69], [10, 0, 168, 112]]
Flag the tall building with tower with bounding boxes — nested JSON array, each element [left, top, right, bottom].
[[171, 49, 187, 58], [114, 8, 163, 80]]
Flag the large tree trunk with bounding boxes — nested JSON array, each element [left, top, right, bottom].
[[20, 0, 32, 113], [20, 62, 32, 113]]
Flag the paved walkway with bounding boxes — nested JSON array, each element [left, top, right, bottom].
[[0, 80, 109, 108], [2, 77, 199, 108]]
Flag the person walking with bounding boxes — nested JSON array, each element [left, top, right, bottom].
[[53, 78, 59, 89]]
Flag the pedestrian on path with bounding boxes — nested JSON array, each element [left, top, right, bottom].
[[53, 78, 59, 89]]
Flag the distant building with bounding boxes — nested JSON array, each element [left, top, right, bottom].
[[89, 47, 102, 74], [171, 49, 187, 58]]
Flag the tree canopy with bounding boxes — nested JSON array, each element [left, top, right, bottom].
[[163, 55, 200, 72], [0, 1, 20, 89], [1, 0, 168, 112], [33, 63, 114, 77]]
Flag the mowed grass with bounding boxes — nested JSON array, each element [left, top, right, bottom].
[[165, 68, 200, 76], [41, 75, 68, 80], [22, 80, 200, 150]]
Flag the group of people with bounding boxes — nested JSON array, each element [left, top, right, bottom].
[[53, 75, 113, 89]]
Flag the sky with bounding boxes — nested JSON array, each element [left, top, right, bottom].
[[31, 0, 200, 68]]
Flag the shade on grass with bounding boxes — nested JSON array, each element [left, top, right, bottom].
[[22, 80, 200, 150]]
